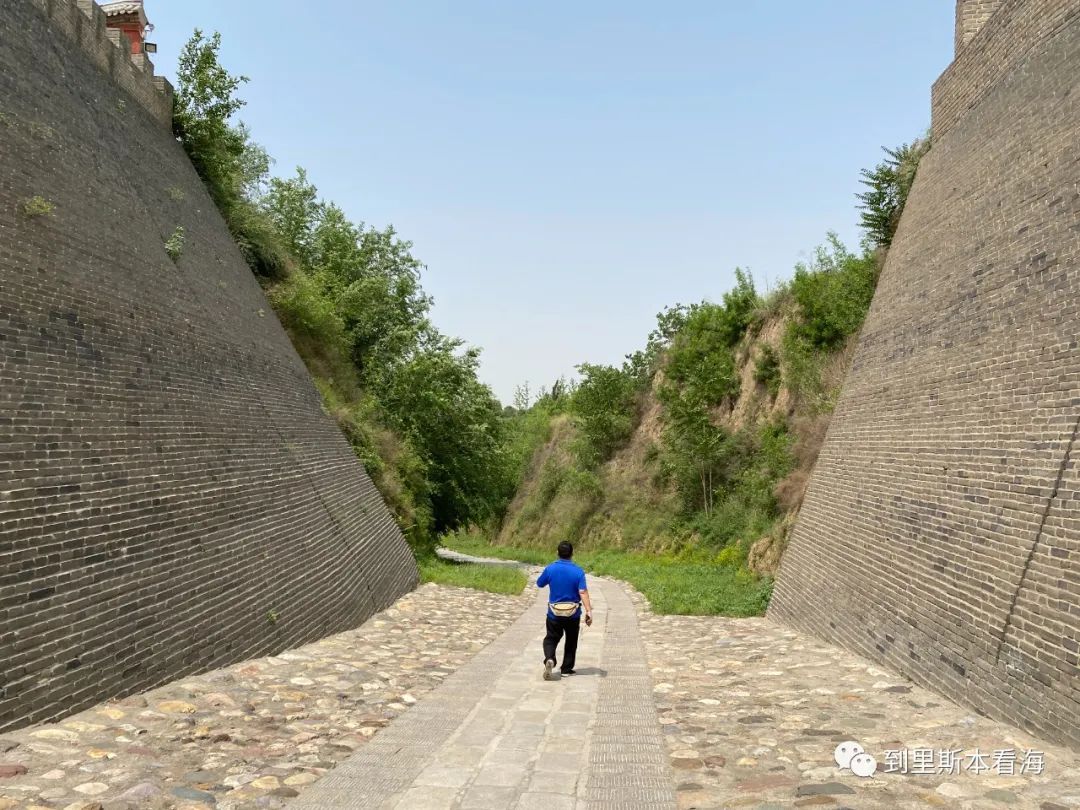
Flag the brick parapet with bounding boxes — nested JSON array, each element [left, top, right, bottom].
[[30, 0, 172, 128]]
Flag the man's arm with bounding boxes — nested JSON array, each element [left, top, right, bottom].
[[580, 576, 593, 626], [537, 567, 549, 588]]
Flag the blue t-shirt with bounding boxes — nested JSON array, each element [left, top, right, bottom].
[[537, 558, 587, 619]]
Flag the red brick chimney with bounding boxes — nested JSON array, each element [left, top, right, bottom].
[[100, 1, 154, 55]]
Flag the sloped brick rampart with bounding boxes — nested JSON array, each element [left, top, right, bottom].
[[0, 0, 417, 732], [770, 0, 1080, 748]]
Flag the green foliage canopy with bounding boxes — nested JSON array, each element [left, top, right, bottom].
[[570, 363, 639, 466], [786, 233, 878, 351], [381, 339, 514, 532], [857, 137, 931, 248], [173, 30, 515, 549], [173, 30, 287, 277]]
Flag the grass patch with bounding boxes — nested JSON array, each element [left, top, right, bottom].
[[580, 549, 772, 617], [418, 555, 527, 595], [442, 535, 771, 616]]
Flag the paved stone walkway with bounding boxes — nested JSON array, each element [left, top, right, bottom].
[[292, 577, 677, 809], [435, 548, 528, 569], [0, 584, 531, 810], [4, 561, 1078, 810]]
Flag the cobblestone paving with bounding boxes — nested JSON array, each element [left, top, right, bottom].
[[636, 595, 1080, 810], [0, 583, 531, 810], [292, 576, 676, 809], [6, 564, 1078, 810]]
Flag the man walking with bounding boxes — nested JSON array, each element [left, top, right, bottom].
[[536, 541, 593, 680]]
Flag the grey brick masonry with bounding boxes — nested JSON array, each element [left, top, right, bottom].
[[771, 0, 1080, 750], [0, 0, 417, 733]]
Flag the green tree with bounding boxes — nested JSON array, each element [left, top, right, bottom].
[[381, 338, 514, 532], [664, 305, 742, 405], [171, 30, 534, 553], [173, 29, 287, 276], [786, 233, 877, 351], [262, 168, 323, 265], [329, 222, 431, 388], [512, 382, 533, 412], [624, 303, 696, 386], [857, 137, 931, 248], [655, 275, 763, 517], [660, 397, 729, 516], [716, 268, 759, 346], [258, 175, 434, 391], [571, 364, 639, 466], [173, 29, 248, 198], [753, 344, 781, 396]]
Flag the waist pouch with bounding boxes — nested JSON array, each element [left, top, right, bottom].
[[550, 601, 581, 618]]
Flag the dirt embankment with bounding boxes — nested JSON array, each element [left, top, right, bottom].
[[498, 311, 857, 575]]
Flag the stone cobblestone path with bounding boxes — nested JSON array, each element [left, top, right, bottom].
[[0, 584, 532, 810], [635, 593, 1080, 810], [3, 566, 1080, 810], [291, 576, 677, 809]]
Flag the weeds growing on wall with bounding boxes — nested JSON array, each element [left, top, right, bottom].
[[28, 122, 56, 141], [21, 196, 54, 218], [164, 226, 186, 261]]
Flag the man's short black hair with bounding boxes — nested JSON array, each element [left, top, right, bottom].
[[557, 541, 573, 559]]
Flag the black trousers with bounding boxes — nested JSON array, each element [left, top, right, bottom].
[[543, 615, 581, 673]]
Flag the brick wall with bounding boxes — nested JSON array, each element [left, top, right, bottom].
[[935, 0, 1079, 141], [954, 0, 1004, 54], [37, 0, 172, 128], [769, 0, 1080, 748], [0, 0, 417, 732]]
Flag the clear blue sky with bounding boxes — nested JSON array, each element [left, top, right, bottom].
[[147, 1, 953, 405]]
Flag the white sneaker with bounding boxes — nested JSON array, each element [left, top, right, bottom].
[[543, 659, 555, 681]]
